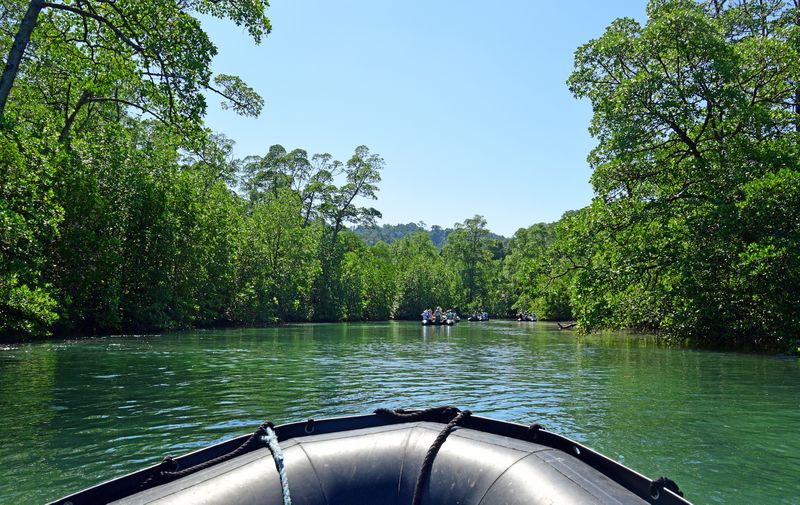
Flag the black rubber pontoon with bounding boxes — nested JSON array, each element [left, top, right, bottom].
[[48, 407, 691, 505]]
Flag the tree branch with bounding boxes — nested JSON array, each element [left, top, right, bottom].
[[58, 89, 91, 143], [41, 2, 143, 52]]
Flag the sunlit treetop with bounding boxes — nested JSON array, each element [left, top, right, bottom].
[[0, 0, 272, 143]]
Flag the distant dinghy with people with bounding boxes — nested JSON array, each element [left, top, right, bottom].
[[421, 307, 457, 326], [421, 318, 453, 326]]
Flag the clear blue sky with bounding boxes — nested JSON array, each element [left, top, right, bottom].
[[200, 1, 647, 237]]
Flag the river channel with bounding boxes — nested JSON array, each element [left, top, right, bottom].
[[0, 321, 798, 504]]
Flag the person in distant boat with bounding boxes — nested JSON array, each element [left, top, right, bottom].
[[421, 309, 430, 322], [434, 306, 443, 323], [446, 309, 453, 321]]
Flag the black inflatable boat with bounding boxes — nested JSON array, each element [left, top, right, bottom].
[[48, 407, 691, 505]]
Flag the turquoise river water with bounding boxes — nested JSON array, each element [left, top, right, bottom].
[[0, 321, 798, 504]]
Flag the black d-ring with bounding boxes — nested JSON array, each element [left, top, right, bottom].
[[305, 418, 315, 434], [528, 423, 544, 441], [649, 476, 684, 500]]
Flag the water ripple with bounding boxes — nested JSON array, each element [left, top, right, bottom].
[[0, 321, 798, 504]]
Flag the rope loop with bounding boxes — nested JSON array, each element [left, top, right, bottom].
[[374, 406, 462, 423], [649, 476, 684, 499], [411, 409, 472, 505], [141, 419, 273, 489]]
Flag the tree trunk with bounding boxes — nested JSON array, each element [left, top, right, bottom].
[[796, 89, 800, 133], [0, 0, 45, 121], [795, 1, 800, 132], [58, 90, 91, 143]]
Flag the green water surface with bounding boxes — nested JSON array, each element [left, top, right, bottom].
[[1, 321, 798, 504]]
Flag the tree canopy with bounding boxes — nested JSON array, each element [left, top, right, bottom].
[[559, 0, 800, 344]]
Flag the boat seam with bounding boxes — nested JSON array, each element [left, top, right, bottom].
[[395, 421, 422, 503], [535, 451, 630, 505], [295, 440, 331, 505], [473, 450, 536, 505]]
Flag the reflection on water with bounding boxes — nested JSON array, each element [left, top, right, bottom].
[[1, 321, 799, 504]]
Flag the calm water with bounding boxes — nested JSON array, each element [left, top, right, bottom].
[[1, 321, 798, 504]]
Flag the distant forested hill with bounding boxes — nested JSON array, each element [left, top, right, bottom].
[[352, 222, 507, 249]]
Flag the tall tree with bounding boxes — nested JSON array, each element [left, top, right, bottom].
[[310, 146, 383, 320], [442, 215, 494, 309], [319, 145, 383, 239], [565, 0, 800, 343]]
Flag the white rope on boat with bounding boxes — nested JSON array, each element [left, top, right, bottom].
[[262, 425, 292, 505]]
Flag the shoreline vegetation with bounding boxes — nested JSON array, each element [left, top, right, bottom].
[[1, 0, 799, 353]]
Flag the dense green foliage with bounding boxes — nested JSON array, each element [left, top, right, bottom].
[[550, 0, 800, 346], [0, 0, 272, 338], [2, 0, 798, 350], [0, 129, 60, 336]]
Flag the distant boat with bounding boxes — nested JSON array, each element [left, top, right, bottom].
[[421, 319, 453, 326]]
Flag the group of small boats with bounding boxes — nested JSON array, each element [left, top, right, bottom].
[[421, 308, 501, 325], [420, 307, 458, 326], [421, 309, 538, 324]]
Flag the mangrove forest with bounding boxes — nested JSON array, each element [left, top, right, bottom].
[[1, 0, 799, 352]]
